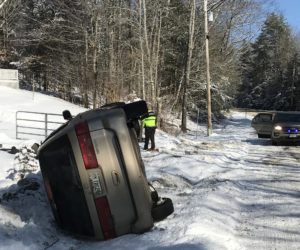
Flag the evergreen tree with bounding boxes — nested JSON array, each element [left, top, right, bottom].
[[237, 13, 300, 110]]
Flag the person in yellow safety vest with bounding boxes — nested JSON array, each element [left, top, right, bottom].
[[142, 108, 157, 150]]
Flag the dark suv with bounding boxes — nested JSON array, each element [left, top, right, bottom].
[[271, 112, 300, 145], [38, 101, 173, 240]]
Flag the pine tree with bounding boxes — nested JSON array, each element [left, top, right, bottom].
[[237, 13, 299, 110]]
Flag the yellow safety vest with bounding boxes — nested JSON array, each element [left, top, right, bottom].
[[142, 110, 156, 127]]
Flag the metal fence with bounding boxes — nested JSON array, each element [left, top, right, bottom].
[[16, 111, 65, 140]]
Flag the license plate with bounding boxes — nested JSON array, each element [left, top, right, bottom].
[[89, 173, 103, 195], [289, 134, 297, 138]]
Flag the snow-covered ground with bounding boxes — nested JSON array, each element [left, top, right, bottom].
[[1, 86, 300, 250]]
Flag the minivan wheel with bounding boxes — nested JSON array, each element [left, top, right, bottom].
[[148, 183, 159, 203], [151, 190, 159, 203], [152, 198, 174, 222]]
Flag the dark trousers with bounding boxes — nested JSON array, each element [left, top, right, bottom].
[[144, 127, 156, 149]]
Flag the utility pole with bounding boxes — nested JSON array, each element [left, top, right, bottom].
[[204, 0, 212, 136]]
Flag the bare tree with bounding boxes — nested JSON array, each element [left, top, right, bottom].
[[181, 0, 196, 132]]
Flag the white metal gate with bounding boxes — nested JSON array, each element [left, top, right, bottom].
[[16, 111, 65, 140]]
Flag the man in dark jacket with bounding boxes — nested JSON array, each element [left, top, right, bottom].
[[142, 107, 157, 150]]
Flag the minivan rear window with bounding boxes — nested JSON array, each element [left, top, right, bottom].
[[39, 135, 95, 236]]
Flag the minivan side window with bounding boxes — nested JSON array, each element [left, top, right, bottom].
[[259, 114, 272, 122]]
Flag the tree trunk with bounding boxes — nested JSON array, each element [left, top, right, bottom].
[[291, 61, 296, 109], [139, 0, 146, 100], [43, 68, 48, 91], [84, 30, 89, 108], [92, 13, 99, 109], [154, 13, 162, 107], [181, 0, 196, 132], [170, 71, 184, 112], [142, 0, 156, 106]]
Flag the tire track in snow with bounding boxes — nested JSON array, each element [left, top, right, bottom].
[[144, 140, 252, 249], [235, 144, 300, 249], [143, 113, 300, 249]]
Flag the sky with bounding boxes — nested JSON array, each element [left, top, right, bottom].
[[276, 0, 300, 32]]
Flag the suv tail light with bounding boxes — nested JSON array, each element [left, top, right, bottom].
[[75, 121, 98, 169], [95, 196, 116, 239]]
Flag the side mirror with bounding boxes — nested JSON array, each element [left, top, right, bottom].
[[63, 110, 72, 121]]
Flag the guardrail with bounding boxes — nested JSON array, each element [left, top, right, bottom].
[[16, 111, 65, 140]]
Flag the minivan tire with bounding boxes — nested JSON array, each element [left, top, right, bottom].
[[258, 134, 269, 138], [258, 133, 263, 138], [152, 198, 174, 222]]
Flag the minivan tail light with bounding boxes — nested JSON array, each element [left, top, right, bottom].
[[95, 196, 116, 239], [45, 183, 53, 201], [75, 121, 89, 135], [75, 121, 98, 169]]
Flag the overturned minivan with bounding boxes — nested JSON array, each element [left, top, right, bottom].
[[38, 101, 173, 240]]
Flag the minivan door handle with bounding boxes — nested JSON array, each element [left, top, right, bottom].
[[111, 171, 121, 185]]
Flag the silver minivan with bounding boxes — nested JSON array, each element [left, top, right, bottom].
[[38, 101, 173, 240], [251, 112, 275, 138]]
